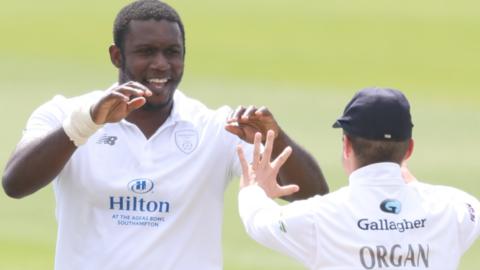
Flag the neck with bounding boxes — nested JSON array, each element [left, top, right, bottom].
[[126, 103, 173, 139]]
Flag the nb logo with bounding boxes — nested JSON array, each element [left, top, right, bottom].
[[128, 179, 154, 194], [380, 199, 402, 214], [97, 135, 118, 146]]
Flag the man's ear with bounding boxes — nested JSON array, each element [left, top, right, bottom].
[[404, 138, 414, 160], [342, 134, 356, 174], [342, 135, 352, 160], [109, 44, 122, 69]]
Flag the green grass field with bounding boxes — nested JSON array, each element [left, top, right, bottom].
[[1, 0, 479, 269]]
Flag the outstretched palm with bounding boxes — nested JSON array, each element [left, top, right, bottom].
[[237, 130, 299, 199]]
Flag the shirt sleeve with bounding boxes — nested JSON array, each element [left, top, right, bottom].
[[238, 185, 317, 267], [453, 189, 480, 252], [216, 105, 255, 178], [20, 95, 68, 143]]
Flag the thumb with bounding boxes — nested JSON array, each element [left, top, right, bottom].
[[127, 97, 147, 113], [275, 184, 300, 198], [225, 124, 244, 138]]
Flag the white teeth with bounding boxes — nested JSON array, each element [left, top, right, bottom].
[[148, 78, 168, 84]]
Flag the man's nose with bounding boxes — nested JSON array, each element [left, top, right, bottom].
[[150, 52, 169, 71]]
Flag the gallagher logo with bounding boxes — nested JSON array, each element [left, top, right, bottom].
[[128, 179, 154, 194], [380, 199, 402, 214]]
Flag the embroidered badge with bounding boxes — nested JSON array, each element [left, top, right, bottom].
[[175, 130, 198, 154]]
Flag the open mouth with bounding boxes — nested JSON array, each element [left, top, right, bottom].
[[147, 78, 169, 91]]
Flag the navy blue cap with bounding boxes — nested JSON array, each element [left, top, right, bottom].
[[333, 87, 413, 141]]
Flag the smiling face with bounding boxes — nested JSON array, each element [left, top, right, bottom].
[[110, 19, 185, 110]]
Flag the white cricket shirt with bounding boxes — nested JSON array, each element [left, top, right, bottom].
[[22, 88, 252, 270], [239, 162, 480, 270]]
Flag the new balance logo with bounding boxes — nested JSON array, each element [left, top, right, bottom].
[[97, 135, 118, 145]]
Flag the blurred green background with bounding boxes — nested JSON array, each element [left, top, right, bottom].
[[0, 0, 478, 269]]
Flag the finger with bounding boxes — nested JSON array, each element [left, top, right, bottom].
[[228, 106, 246, 122], [115, 86, 148, 98], [224, 124, 243, 137], [97, 91, 130, 109], [91, 92, 130, 124], [127, 81, 153, 96], [254, 106, 279, 133], [237, 144, 249, 175], [241, 105, 257, 120], [109, 91, 130, 102], [126, 81, 148, 90], [271, 146, 292, 171], [253, 132, 262, 169], [261, 130, 275, 166], [118, 81, 153, 96], [126, 97, 147, 113], [253, 106, 270, 118], [254, 106, 275, 122], [253, 105, 276, 119], [236, 145, 251, 187], [276, 184, 300, 198]]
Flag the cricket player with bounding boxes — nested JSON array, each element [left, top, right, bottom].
[[2, 1, 328, 269], [237, 88, 480, 269]]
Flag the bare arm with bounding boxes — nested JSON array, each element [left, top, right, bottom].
[[225, 106, 329, 201], [237, 131, 316, 266], [271, 129, 328, 200], [2, 129, 76, 198], [2, 82, 152, 198]]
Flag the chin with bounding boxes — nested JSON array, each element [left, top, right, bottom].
[[142, 97, 173, 111]]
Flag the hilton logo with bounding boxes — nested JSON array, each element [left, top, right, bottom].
[[109, 178, 170, 213], [128, 179, 154, 194]]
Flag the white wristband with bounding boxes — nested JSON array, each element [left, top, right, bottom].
[[62, 102, 104, 147]]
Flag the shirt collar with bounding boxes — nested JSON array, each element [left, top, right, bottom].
[[105, 83, 194, 125], [349, 162, 404, 186], [169, 90, 195, 123]]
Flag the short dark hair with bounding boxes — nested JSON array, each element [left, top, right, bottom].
[[113, 0, 185, 52], [347, 133, 410, 167]]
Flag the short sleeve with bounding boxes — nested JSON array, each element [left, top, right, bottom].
[[20, 95, 68, 143], [214, 105, 255, 178]]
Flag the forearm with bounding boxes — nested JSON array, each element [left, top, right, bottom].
[[273, 130, 329, 201], [238, 185, 316, 266], [2, 128, 76, 198], [239, 186, 285, 248]]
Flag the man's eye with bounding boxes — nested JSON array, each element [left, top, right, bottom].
[[138, 48, 155, 55], [166, 48, 181, 55]]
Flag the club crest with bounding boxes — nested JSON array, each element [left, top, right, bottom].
[[175, 130, 198, 154]]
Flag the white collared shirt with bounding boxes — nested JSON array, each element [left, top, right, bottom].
[[239, 162, 480, 270], [22, 88, 252, 270]]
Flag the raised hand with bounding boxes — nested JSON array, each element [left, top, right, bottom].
[[225, 105, 280, 143], [91, 81, 152, 124], [237, 130, 299, 199]]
